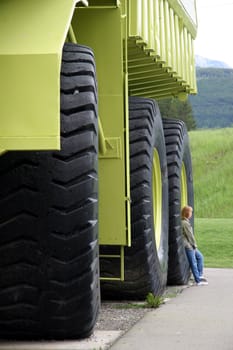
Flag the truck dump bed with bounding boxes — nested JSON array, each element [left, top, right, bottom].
[[127, 0, 197, 99]]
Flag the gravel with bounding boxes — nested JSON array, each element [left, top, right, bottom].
[[0, 287, 188, 350], [80, 286, 187, 349], [95, 285, 186, 333], [95, 301, 151, 332]]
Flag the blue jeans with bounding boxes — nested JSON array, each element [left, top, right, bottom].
[[185, 248, 204, 283]]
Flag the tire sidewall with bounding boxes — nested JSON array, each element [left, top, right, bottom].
[[163, 118, 193, 285], [183, 132, 194, 227], [152, 108, 169, 275]]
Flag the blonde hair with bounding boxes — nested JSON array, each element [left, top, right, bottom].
[[181, 206, 193, 219]]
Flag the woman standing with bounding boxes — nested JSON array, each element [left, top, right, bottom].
[[181, 206, 208, 286]]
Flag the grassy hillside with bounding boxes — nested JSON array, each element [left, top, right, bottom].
[[189, 68, 233, 128], [195, 219, 233, 268], [189, 127, 233, 218]]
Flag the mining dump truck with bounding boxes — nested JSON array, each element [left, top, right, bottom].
[[0, 0, 197, 340]]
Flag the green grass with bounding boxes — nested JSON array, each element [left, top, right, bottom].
[[195, 218, 233, 268], [189, 127, 233, 218], [184, 129, 233, 268]]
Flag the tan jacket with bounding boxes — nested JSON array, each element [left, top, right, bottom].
[[181, 218, 197, 250]]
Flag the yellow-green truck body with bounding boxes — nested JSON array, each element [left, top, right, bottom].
[[0, 0, 197, 340]]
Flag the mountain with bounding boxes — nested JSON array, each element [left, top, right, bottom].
[[189, 68, 233, 128], [195, 55, 231, 69]]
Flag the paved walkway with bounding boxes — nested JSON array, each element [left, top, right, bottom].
[[0, 269, 232, 350], [110, 268, 233, 350]]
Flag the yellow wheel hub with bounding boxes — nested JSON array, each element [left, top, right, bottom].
[[152, 149, 162, 252], [181, 162, 188, 208]]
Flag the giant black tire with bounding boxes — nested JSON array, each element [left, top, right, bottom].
[[101, 97, 168, 299], [0, 43, 100, 339], [162, 118, 194, 285]]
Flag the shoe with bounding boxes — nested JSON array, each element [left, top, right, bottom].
[[200, 277, 208, 282], [197, 281, 208, 286]]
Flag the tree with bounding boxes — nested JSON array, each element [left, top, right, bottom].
[[158, 98, 196, 130]]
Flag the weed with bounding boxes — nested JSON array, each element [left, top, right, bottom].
[[112, 293, 164, 310], [145, 293, 164, 308]]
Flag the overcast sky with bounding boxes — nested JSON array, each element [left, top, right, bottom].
[[195, 0, 233, 67]]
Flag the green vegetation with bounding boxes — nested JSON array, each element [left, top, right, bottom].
[[189, 128, 233, 268], [189, 127, 233, 218], [159, 98, 196, 130], [189, 68, 233, 128], [114, 294, 164, 309], [195, 219, 233, 268], [145, 293, 164, 308]]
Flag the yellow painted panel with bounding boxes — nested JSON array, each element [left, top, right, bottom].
[[0, 0, 77, 54], [73, 6, 130, 246], [0, 0, 78, 150], [0, 54, 60, 149]]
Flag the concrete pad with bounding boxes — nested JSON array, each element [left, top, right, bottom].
[[110, 268, 233, 350], [0, 331, 122, 350], [1, 269, 232, 350]]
